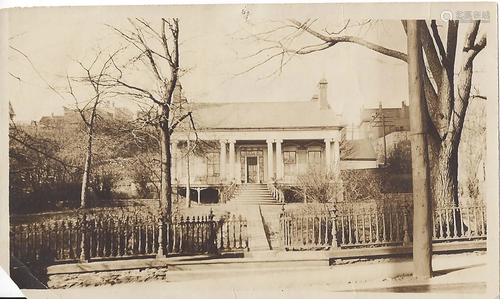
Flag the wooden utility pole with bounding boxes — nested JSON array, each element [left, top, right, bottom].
[[407, 20, 432, 278], [380, 103, 387, 166], [372, 102, 394, 166]]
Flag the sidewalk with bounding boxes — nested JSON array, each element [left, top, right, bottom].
[[24, 251, 488, 299]]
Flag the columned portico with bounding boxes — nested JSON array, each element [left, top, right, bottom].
[[266, 140, 274, 180], [275, 139, 283, 180], [171, 131, 345, 186], [229, 139, 236, 182], [220, 140, 227, 181]]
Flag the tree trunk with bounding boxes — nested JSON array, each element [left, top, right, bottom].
[[432, 140, 459, 208], [431, 119, 464, 237], [80, 150, 91, 209], [80, 106, 97, 209], [159, 121, 172, 221]]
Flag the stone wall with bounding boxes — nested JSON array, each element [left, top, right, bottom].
[[48, 267, 168, 289]]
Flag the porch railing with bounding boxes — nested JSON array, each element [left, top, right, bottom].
[[267, 182, 285, 203], [220, 183, 238, 203], [280, 202, 486, 250], [10, 210, 248, 266]]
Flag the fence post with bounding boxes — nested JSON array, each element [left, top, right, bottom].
[[79, 214, 89, 263], [279, 204, 285, 248], [208, 208, 217, 254], [330, 205, 339, 250], [403, 202, 411, 246], [157, 214, 166, 258]]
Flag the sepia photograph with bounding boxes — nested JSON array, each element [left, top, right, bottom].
[[1, 2, 498, 298]]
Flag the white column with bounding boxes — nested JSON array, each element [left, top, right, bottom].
[[276, 139, 283, 180], [324, 138, 332, 170], [229, 139, 236, 182], [266, 139, 274, 181], [333, 140, 340, 170], [220, 140, 227, 181], [171, 140, 178, 182]]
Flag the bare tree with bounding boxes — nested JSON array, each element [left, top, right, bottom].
[[65, 49, 120, 208], [242, 19, 487, 208], [10, 42, 122, 209], [108, 18, 195, 220]]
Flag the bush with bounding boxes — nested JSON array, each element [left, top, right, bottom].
[[292, 167, 342, 204], [340, 169, 384, 201], [382, 173, 412, 193]]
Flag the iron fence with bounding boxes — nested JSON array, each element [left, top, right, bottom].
[[10, 210, 248, 266], [280, 202, 486, 250], [433, 205, 486, 240]]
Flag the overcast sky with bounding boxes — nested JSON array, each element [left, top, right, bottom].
[[7, 5, 489, 124]]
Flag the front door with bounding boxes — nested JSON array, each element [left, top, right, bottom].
[[246, 156, 258, 183]]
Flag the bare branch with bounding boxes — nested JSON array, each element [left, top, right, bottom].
[[9, 45, 66, 101], [445, 20, 459, 68], [161, 18, 174, 66], [116, 79, 164, 106], [9, 131, 82, 172], [430, 20, 446, 64], [188, 112, 199, 149], [234, 50, 286, 77], [288, 19, 408, 62], [9, 72, 23, 81], [323, 20, 350, 35], [467, 33, 486, 64], [169, 111, 192, 135], [471, 94, 487, 100], [417, 21, 443, 89]]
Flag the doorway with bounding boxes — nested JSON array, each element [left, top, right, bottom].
[[246, 156, 259, 183]]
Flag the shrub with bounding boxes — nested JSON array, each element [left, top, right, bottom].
[[292, 167, 342, 204]]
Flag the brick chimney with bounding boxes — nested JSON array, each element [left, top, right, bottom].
[[400, 101, 408, 118], [318, 78, 329, 110]]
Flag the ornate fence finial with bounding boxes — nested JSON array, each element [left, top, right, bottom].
[[330, 204, 338, 219], [330, 204, 339, 250], [79, 213, 89, 262], [157, 213, 166, 258], [402, 200, 411, 245], [209, 208, 214, 221]]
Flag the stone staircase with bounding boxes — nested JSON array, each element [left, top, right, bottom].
[[227, 184, 280, 205], [225, 184, 280, 252]]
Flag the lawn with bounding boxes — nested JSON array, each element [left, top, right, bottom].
[[10, 198, 251, 226]]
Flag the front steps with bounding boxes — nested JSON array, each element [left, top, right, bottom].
[[225, 184, 280, 251], [227, 184, 280, 205]]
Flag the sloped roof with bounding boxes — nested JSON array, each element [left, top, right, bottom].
[[342, 139, 377, 161], [190, 101, 342, 130]]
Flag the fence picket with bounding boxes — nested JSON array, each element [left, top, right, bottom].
[[278, 203, 486, 251]]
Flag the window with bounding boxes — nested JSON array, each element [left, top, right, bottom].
[[308, 151, 322, 171], [283, 151, 296, 176], [206, 152, 220, 177]]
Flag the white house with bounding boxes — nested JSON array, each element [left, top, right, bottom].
[[169, 79, 376, 200]]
